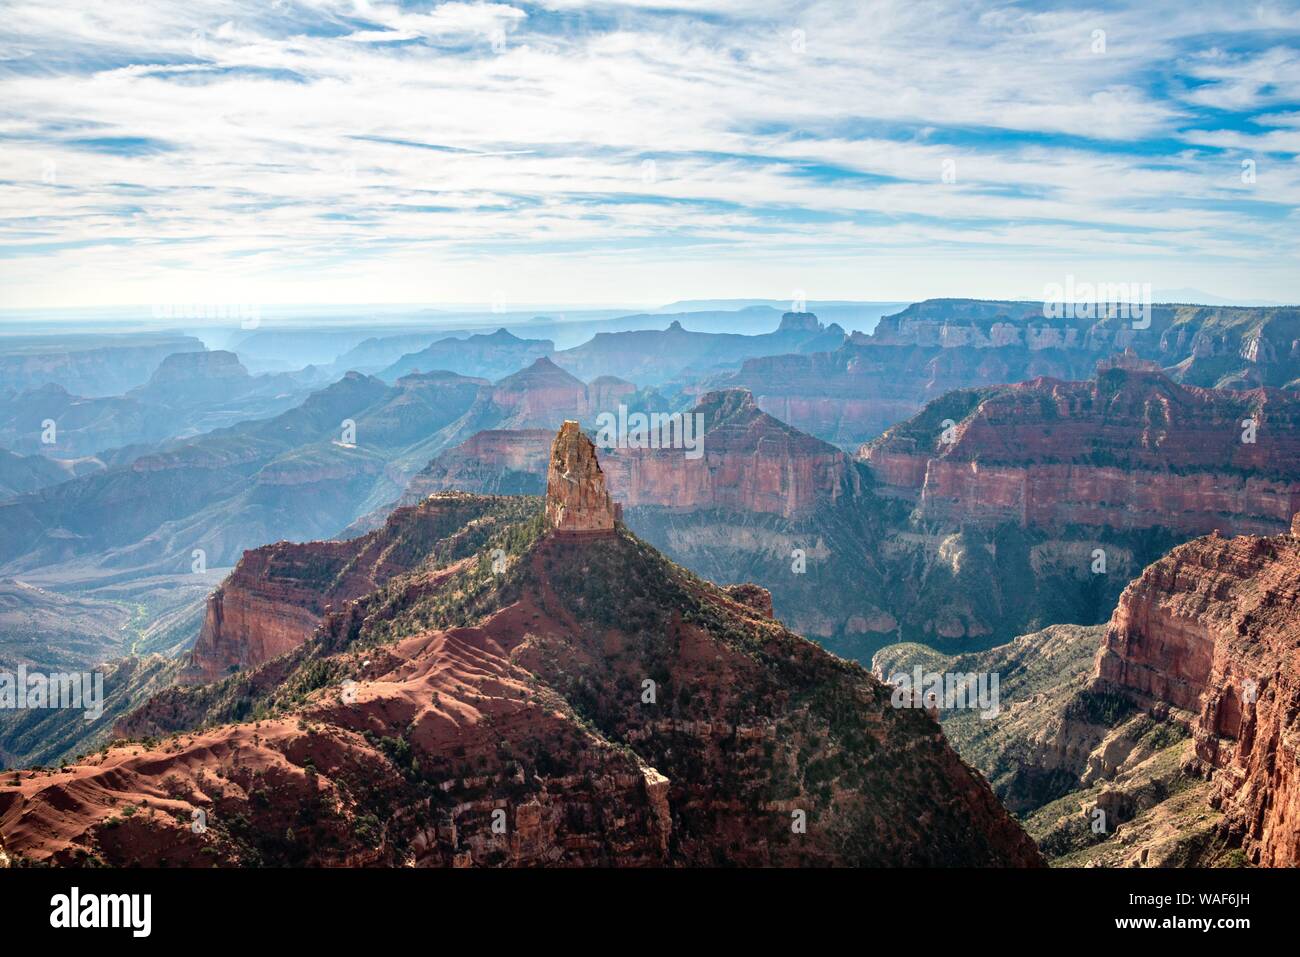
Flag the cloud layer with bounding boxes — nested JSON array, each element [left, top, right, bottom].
[[2, 0, 1299, 309]]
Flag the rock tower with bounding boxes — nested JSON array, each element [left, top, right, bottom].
[[546, 420, 617, 533]]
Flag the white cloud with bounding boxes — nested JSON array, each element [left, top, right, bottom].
[[0, 0, 1297, 308]]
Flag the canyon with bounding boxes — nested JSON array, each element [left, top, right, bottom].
[[0, 425, 1041, 867], [703, 300, 1300, 450], [873, 516, 1300, 867], [861, 362, 1300, 536], [395, 376, 1254, 656], [1092, 522, 1300, 866], [0, 334, 205, 397]]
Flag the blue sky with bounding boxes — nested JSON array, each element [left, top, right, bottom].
[[1, 0, 1299, 310]]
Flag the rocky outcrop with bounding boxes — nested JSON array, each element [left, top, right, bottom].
[[184, 540, 357, 683], [546, 421, 617, 533], [407, 390, 862, 520], [0, 490, 1041, 867], [600, 390, 862, 518], [860, 366, 1300, 536], [400, 429, 552, 504], [701, 300, 1300, 450], [184, 493, 499, 682], [1093, 525, 1300, 865]]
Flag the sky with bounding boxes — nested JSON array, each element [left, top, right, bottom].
[[1, 0, 1299, 312]]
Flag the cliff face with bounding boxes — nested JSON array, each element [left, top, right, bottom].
[[0, 427, 1041, 868], [400, 429, 552, 503], [601, 390, 862, 518], [431, 359, 637, 451], [184, 493, 503, 682], [185, 540, 357, 684], [705, 344, 978, 449], [545, 420, 617, 533], [861, 367, 1300, 536], [1093, 526, 1300, 865], [407, 390, 861, 520], [701, 300, 1300, 450]]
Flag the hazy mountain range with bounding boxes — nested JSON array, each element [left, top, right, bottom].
[[3, 298, 1300, 869]]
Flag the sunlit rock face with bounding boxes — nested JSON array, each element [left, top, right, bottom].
[[860, 366, 1300, 536], [1093, 523, 1300, 866], [546, 420, 617, 534]]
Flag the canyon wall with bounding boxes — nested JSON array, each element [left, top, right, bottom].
[[599, 390, 862, 518], [0, 429, 1042, 867], [702, 301, 1300, 449], [861, 366, 1300, 536], [407, 390, 861, 520], [185, 493, 498, 681], [400, 429, 552, 503], [1092, 524, 1300, 866]]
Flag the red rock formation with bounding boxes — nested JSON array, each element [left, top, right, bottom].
[[0, 482, 1041, 867], [432, 359, 638, 452], [600, 390, 862, 519], [861, 368, 1300, 535], [701, 300, 1300, 449], [1092, 525, 1300, 865], [487, 357, 588, 424], [400, 429, 552, 504], [185, 540, 353, 683], [184, 493, 496, 682], [403, 390, 862, 520], [546, 421, 617, 533]]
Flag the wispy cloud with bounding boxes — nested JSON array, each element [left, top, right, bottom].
[[1, 0, 1298, 308]]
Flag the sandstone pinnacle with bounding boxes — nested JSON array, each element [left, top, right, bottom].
[[546, 420, 617, 533]]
